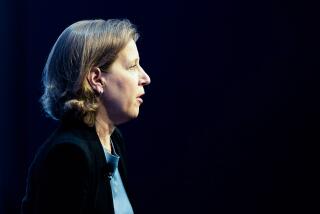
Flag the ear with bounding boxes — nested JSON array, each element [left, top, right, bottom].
[[86, 67, 105, 94]]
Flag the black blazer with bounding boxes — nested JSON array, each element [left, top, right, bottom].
[[21, 119, 130, 214]]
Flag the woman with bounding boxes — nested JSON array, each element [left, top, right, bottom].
[[21, 19, 151, 214]]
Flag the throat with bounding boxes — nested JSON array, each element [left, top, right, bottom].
[[95, 124, 113, 153], [94, 113, 115, 154], [102, 140, 112, 153]]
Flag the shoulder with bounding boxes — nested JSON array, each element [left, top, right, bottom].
[[46, 142, 91, 163], [31, 123, 98, 172], [31, 138, 92, 177]]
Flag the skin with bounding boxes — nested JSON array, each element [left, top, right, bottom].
[[87, 39, 151, 152]]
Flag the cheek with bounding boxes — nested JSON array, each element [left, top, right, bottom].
[[118, 74, 138, 93], [105, 72, 138, 101], [111, 78, 137, 104]]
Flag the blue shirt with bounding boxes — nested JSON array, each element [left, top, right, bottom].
[[103, 141, 134, 214]]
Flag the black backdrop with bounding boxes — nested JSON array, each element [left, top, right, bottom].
[[1, 0, 319, 213]]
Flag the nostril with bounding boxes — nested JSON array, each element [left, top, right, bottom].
[[140, 74, 151, 86]]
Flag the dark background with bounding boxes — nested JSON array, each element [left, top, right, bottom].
[[1, 0, 319, 213]]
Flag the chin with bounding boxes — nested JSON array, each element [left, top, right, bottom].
[[115, 109, 140, 125], [129, 109, 140, 119]]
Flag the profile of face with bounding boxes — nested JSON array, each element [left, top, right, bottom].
[[93, 39, 151, 125]]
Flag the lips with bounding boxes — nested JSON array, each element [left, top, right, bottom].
[[137, 93, 145, 104]]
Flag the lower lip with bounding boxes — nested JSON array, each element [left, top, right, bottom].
[[137, 97, 143, 104]]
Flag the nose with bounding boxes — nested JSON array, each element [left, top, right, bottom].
[[139, 66, 151, 86]]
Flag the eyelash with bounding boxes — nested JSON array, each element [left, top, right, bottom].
[[130, 64, 138, 69]]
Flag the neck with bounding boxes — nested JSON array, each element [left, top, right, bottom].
[[95, 107, 115, 153]]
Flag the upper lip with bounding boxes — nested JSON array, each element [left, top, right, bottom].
[[137, 93, 145, 98]]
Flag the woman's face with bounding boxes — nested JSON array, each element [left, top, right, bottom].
[[100, 39, 151, 124]]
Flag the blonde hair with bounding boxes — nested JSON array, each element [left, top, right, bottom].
[[40, 19, 139, 126]]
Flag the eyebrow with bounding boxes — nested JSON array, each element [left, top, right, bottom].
[[128, 58, 139, 65]]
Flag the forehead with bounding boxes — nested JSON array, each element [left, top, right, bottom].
[[117, 39, 139, 63]]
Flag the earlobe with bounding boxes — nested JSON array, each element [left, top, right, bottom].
[[87, 67, 104, 94]]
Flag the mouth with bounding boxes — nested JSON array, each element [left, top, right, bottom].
[[137, 93, 145, 104]]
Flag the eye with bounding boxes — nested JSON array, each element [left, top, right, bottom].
[[129, 64, 138, 70]]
